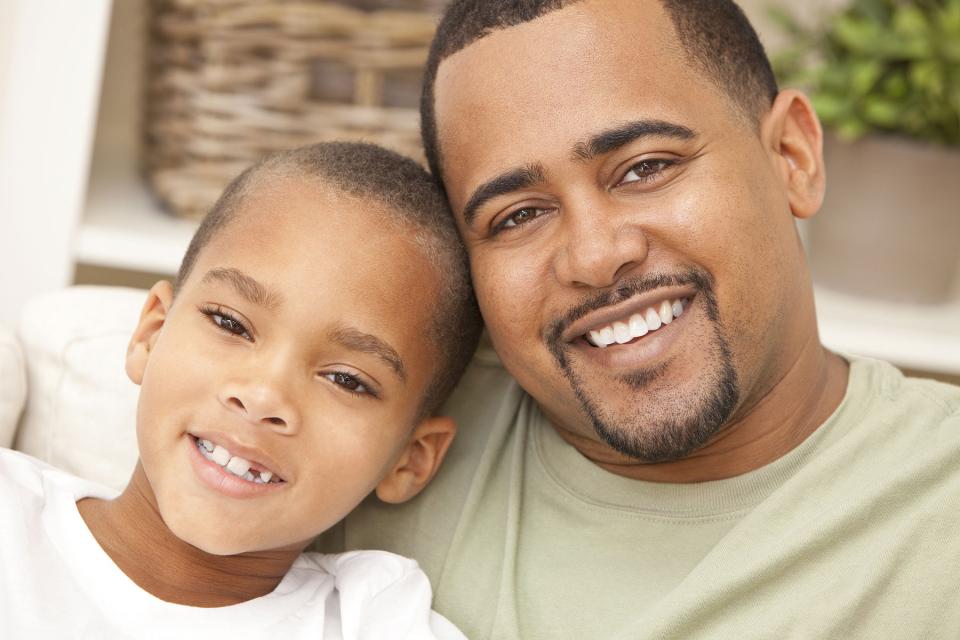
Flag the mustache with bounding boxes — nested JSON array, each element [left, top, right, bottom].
[[544, 267, 716, 351]]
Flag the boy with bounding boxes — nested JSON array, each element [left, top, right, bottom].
[[0, 142, 482, 638]]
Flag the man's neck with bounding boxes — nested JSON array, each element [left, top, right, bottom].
[[77, 463, 301, 607], [550, 343, 850, 483]]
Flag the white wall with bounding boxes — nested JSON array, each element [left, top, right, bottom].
[[0, 0, 112, 327]]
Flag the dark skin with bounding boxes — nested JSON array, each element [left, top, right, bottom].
[[76, 181, 456, 606], [79, 464, 295, 606], [433, 0, 849, 483]]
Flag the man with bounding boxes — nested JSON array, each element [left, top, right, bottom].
[[318, 1, 960, 638]]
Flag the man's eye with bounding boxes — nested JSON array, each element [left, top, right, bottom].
[[620, 159, 674, 185], [495, 207, 547, 233], [324, 371, 372, 397]]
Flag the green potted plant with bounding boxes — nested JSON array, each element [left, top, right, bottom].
[[771, 0, 960, 304]]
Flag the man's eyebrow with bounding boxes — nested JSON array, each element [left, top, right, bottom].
[[200, 267, 283, 310], [328, 326, 407, 383], [572, 120, 698, 161], [462, 163, 547, 228]]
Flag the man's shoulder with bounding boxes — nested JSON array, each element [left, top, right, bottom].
[[846, 357, 960, 423]]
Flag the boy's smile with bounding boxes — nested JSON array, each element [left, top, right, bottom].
[[125, 179, 448, 557], [188, 434, 287, 499]]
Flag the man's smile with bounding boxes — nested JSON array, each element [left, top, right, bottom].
[[581, 296, 691, 348]]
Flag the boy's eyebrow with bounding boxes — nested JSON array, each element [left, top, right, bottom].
[[328, 326, 407, 383], [200, 267, 283, 310]]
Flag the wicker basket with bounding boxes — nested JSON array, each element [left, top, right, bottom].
[[144, 0, 445, 219]]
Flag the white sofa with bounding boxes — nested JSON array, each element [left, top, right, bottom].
[[1, 286, 147, 490]]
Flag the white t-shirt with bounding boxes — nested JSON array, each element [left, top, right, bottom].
[[0, 448, 464, 639]]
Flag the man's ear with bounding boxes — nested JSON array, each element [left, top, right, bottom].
[[761, 89, 826, 221], [375, 416, 457, 504], [126, 281, 175, 386]]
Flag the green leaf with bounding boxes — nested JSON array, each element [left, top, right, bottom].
[[768, 0, 960, 146], [861, 98, 903, 127], [811, 94, 850, 123], [832, 16, 883, 55], [850, 59, 884, 96], [835, 118, 869, 140], [893, 5, 930, 38], [910, 60, 945, 97]]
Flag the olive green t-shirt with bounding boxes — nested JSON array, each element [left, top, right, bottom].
[[316, 347, 960, 639]]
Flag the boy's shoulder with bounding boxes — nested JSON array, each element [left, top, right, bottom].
[[297, 549, 426, 593], [0, 447, 56, 503], [296, 549, 457, 636], [0, 447, 115, 514]]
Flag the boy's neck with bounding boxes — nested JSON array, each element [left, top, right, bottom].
[[77, 462, 302, 608]]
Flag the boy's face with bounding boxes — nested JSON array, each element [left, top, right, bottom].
[[128, 180, 445, 555]]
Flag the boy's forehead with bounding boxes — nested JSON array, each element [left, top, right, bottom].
[[190, 180, 438, 314]]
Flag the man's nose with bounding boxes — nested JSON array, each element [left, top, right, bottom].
[[219, 356, 300, 434], [553, 198, 649, 289]]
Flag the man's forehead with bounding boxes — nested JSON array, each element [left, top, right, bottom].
[[432, 0, 712, 206], [435, 0, 674, 83]]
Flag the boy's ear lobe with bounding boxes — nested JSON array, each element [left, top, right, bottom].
[[126, 281, 175, 386], [375, 416, 457, 505], [761, 89, 826, 221]]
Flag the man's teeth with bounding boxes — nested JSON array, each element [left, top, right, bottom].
[[586, 298, 687, 348], [195, 438, 281, 484]]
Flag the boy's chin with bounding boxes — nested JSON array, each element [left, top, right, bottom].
[[167, 517, 308, 558]]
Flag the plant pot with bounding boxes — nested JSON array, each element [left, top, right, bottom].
[[809, 135, 960, 305]]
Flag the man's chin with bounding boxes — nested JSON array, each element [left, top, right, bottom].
[[571, 364, 740, 464]]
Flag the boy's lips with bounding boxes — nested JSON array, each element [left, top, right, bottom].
[[187, 434, 289, 499], [187, 431, 286, 483]]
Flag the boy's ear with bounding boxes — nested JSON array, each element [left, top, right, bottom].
[[126, 281, 175, 386], [375, 416, 457, 504], [761, 89, 826, 221]]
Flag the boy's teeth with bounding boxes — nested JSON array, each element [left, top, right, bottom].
[[195, 437, 282, 484], [583, 298, 688, 348], [226, 456, 252, 477], [211, 444, 231, 466]]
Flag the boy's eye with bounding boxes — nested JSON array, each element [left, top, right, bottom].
[[201, 306, 252, 340], [324, 371, 372, 397], [619, 158, 675, 186], [494, 206, 549, 234]]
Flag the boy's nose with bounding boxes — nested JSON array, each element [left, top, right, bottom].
[[221, 382, 299, 434]]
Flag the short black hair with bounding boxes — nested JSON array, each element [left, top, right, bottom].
[[176, 142, 483, 417], [420, 0, 779, 184]]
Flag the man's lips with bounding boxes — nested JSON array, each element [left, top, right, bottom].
[[560, 285, 699, 344]]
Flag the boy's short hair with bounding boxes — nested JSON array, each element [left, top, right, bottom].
[[176, 142, 483, 417]]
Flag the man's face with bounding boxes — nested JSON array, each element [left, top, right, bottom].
[[131, 182, 441, 554], [433, 0, 812, 462]]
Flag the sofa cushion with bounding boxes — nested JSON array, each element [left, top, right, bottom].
[[15, 286, 145, 490], [0, 323, 27, 448]]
